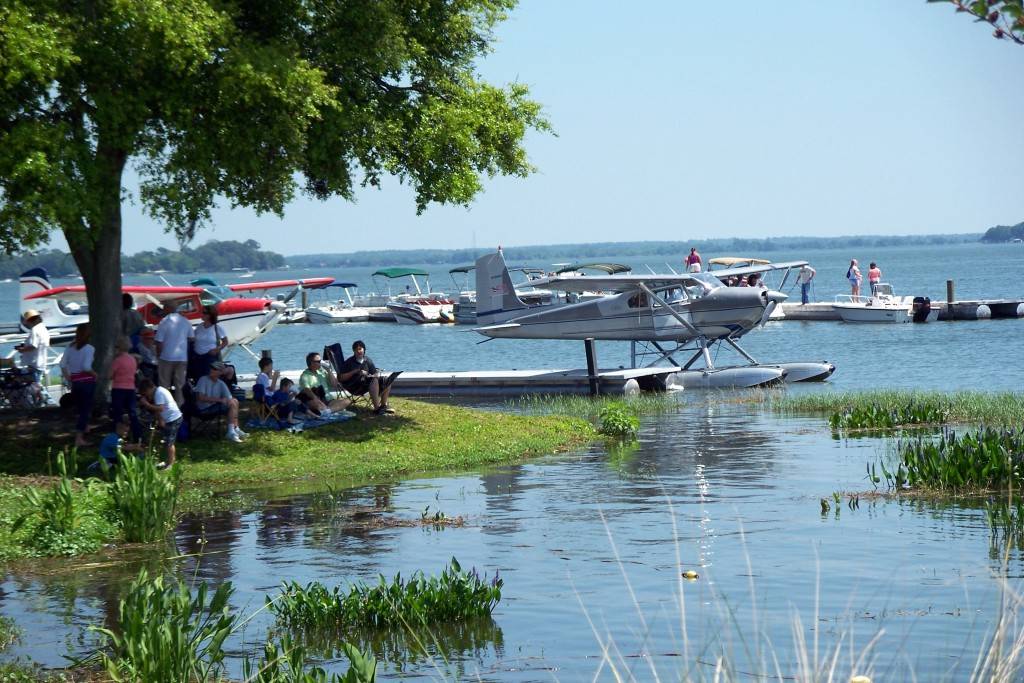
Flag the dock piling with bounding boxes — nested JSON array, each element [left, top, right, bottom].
[[584, 338, 599, 396]]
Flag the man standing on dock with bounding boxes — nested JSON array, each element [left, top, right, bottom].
[[797, 264, 816, 304]]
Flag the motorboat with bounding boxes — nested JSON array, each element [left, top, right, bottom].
[[365, 268, 454, 324], [304, 282, 370, 324], [832, 284, 937, 323]]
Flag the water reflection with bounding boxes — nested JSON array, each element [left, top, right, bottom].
[[2, 404, 1024, 679], [280, 618, 505, 678]]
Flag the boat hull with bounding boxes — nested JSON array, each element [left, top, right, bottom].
[[387, 302, 454, 324], [832, 304, 938, 323], [305, 307, 370, 324]]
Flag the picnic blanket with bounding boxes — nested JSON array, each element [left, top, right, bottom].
[[245, 410, 356, 432]]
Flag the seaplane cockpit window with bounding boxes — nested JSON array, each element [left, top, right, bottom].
[[58, 300, 88, 316], [661, 287, 686, 303], [200, 290, 225, 306], [691, 273, 724, 291], [174, 297, 199, 314], [627, 292, 649, 308]]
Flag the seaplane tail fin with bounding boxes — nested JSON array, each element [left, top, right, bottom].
[[475, 250, 529, 325], [19, 268, 69, 329]]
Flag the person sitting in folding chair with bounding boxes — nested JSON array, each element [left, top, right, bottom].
[[298, 351, 351, 416], [195, 361, 248, 443], [338, 340, 400, 415]]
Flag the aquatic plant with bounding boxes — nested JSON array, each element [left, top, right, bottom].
[[987, 498, 1024, 552], [828, 400, 948, 430], [107, 452, 180, 543], [9, 451, 116, 557], [598, 402, 640, 438], [770, 390, 1024, 427], [0, 615, 19, 652], [243, 635, 376, 683], [85, 569, 237, 683], [13, 451, 80, 535], [877, 428, 1024, 492], [271, 558, 502, 631]]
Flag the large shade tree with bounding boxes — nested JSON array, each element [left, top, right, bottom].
[[0, 0, 548, 381]]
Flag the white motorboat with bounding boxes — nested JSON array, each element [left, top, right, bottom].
[[369, 267, 454, 324], [832, 284, 937, 323], [304, 282, 370, 323], [387, 299, 455, 324]]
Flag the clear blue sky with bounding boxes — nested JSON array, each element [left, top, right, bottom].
[[106, 1, 1024, 256]]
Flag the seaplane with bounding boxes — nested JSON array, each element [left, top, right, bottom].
[[15, 268, 333, 358], [474, 250, 834, 388]]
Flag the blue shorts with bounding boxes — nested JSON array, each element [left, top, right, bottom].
[[162, 417, 183, 445]]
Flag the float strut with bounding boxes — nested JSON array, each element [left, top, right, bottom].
[[585, 338, 599, 397], [725, 338, 759, 365]]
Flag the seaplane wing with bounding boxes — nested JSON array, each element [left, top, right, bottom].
[[25, 285, 206, 306], [226, 277, 334, 293], [708, 260, 808, 279], [526, 273, 706, 293]]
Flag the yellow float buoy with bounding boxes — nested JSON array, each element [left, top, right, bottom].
[[681, 570, 699, 580]]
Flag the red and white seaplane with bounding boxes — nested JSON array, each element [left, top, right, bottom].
[[17, 268, 332, 357]]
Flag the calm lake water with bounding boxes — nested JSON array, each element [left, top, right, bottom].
[[1, 241, 1023, 679]]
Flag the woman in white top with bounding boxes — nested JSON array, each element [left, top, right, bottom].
[[60, 323, 96, 447], [192, 306, 228, 378]]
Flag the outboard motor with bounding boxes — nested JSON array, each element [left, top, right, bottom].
[[912, 296, 931, 323]]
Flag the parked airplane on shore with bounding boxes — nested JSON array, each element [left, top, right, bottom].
[[474, 250, 834, 387], [17, 268, 332, 357]]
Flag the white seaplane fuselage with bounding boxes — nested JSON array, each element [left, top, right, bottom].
[[477, 285, 776, 342]]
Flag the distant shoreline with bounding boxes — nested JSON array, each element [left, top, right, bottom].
[[286, 233, 982, 269]]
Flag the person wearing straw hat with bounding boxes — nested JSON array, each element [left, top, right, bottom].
[[16, 309, 50, 401]]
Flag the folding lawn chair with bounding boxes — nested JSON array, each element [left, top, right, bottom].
[[252, 382, 282, 422], [183, 381, 225, 437], [323, 343, 371, 409]]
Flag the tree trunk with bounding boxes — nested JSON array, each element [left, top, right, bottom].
[[66, 142, 126, 404]]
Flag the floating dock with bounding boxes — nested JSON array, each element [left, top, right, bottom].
[[240, 367, 679, 398], [780, 300, 1024, 321], [387, 368, 678, 397]]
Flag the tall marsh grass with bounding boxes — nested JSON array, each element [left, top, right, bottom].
[[108, 453, 180, 542], [86, 569, 237, 683], [771, 390, 1024, 427], [511, 392, 681, 419]]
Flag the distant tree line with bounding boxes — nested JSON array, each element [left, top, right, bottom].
[[980, 221, 1024, 243], [0, 239, 285, 278], [288, 233, 981, 268]]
